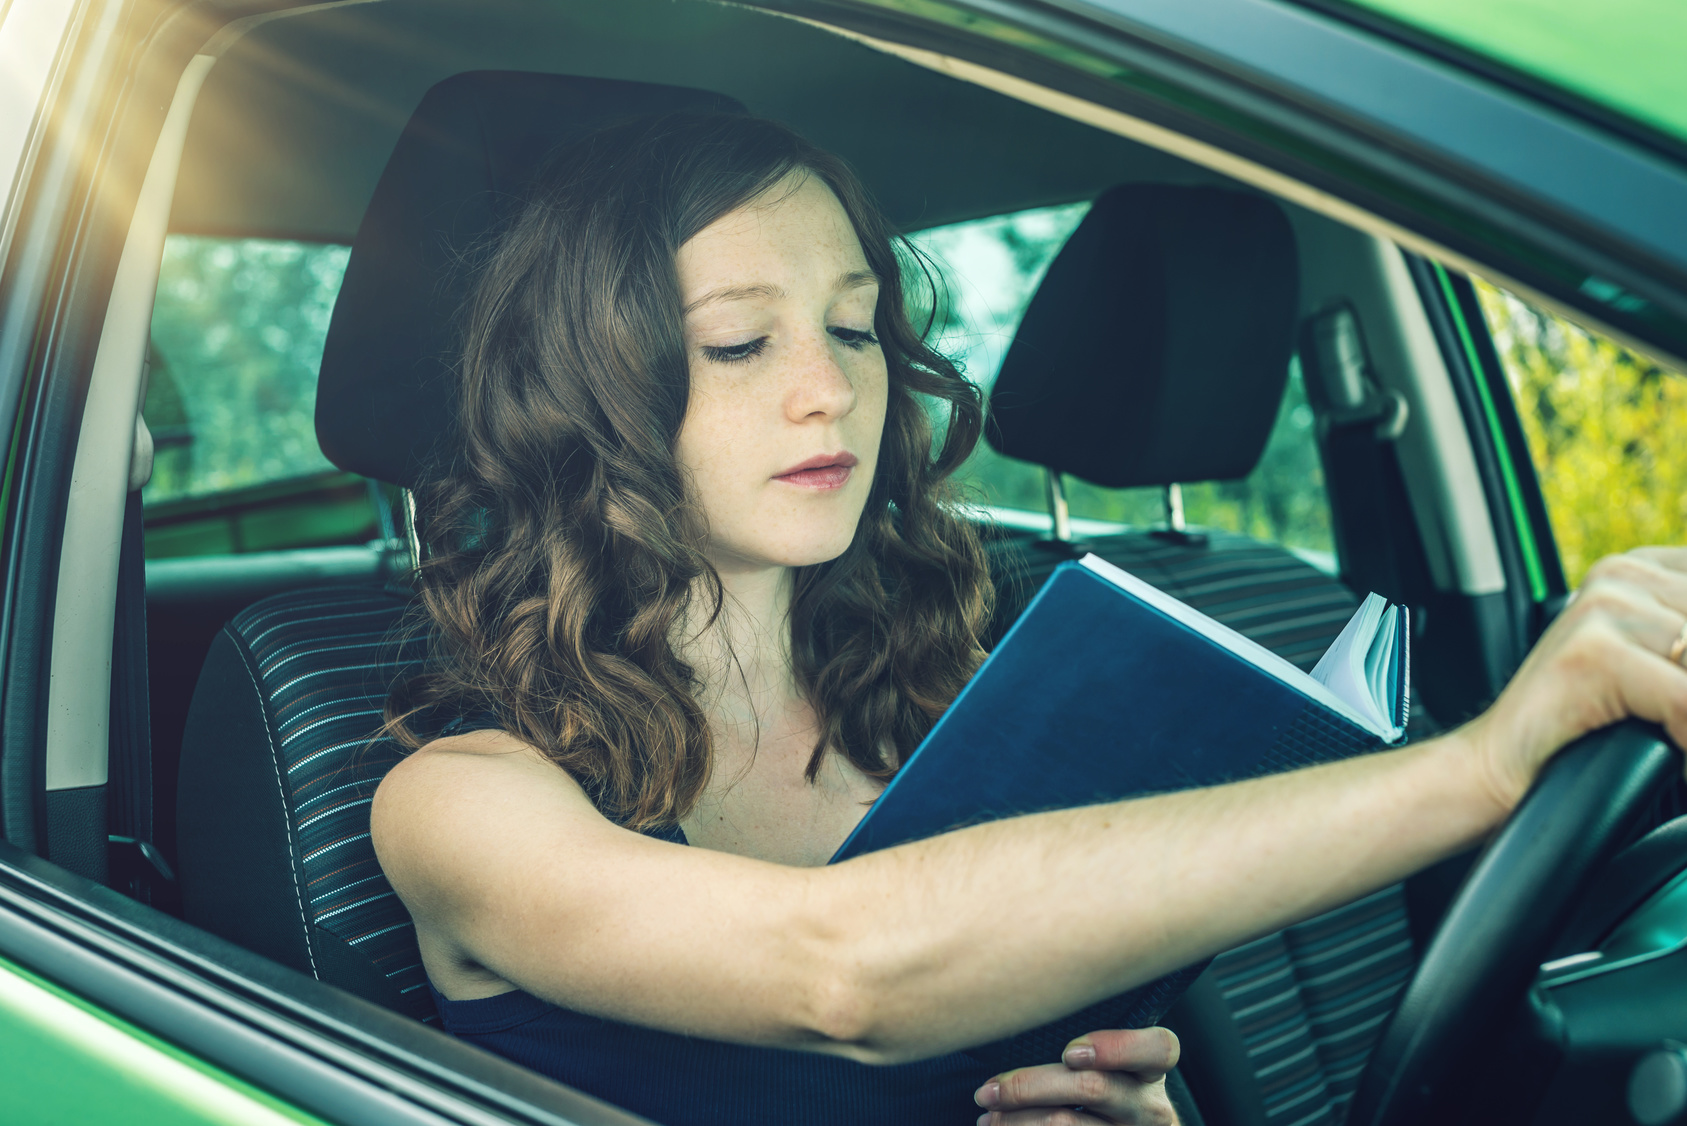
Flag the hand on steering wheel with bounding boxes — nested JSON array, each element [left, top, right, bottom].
[[1462, 547, 1687, 813], [1350, 547, 1687, 1126]]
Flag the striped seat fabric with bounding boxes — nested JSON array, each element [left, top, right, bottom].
[[985, 524, 1414, 1126], [1211, 886, 1413, 1126], [986, 526, 1356, 670], [178, 583, 439, 1023]]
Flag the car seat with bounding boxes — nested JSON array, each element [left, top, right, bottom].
[[980, 185, 1413, 1126], [175, 71, 747, 1022]]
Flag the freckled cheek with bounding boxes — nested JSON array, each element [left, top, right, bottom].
[[853, 363, 891, 476], [678, 397, 769, 513]]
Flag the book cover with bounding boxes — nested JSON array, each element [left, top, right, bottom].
[[830, 555, 1407, 1070]]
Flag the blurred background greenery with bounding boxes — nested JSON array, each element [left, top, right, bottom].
[[1476, 281, 1686, 586], [146, 237, 345, 503]]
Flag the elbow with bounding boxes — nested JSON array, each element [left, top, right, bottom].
[[788, 874, 925, 1066], [805, 968, 879, 1056], [800, 956, 924, 1067]]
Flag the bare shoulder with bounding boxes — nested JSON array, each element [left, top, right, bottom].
[[371, 729, 605, 910], [378, 727, 556, 795]]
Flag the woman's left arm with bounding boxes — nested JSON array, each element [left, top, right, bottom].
[[974, 1028, 1182, 1125]]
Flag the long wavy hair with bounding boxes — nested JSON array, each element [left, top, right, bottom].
[[386, 112, 993, 831]]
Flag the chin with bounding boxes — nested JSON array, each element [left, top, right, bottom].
[[775, 530, 858, 569], [723, 521, 860, 571], [707, 499, 870, 571]]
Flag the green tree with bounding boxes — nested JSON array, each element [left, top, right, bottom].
[[1475, 281, 1687, 586], [145, 237, 349, 503]]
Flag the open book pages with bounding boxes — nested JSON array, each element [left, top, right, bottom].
[[1309, 592, 1404, 739], [1078, 555, 1406, 743]]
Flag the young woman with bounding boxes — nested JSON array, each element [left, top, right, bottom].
[[371, 113, 1687, 1126]]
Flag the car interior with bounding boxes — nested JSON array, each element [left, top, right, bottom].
[[20, 0, 1687, 1123]]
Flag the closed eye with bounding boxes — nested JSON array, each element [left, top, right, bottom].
[[700, 337, 769, 364], [830, 327, 879, 350]]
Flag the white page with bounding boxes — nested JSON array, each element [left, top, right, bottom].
[[1363, 605, 1399, 721], [1078, 555, 1392, 737], [1311, 593, 1389, 732], [1381, 609, 1403, 725], [1310, 593, 1381, 689]]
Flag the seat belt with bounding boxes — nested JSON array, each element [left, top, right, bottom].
[[107, 489, 174, 901], [1299, 305, 1412, 604]]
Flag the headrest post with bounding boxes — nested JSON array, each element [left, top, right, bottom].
[[1151, 482, 1208, 548], [366, 479, 399, 545], [1045, 468, 1072, 543], [1164, 483, 1186, 533], [402, 489, 422, 574]]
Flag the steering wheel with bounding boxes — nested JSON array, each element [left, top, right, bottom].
[[1346, 720, 1682, 1126]]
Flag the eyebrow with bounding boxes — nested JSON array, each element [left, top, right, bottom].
[[682, 269, 880, 316]]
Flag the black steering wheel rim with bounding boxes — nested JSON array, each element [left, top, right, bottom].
[[1346, 720, 1681, 1126]]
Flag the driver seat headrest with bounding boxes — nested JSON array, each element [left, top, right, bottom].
[[987, 183, 1300, 488], [315, 70, 747, 489]]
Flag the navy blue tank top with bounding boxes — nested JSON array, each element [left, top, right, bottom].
[[429, 978, 992, 1125], [428, 717, 994, 1124]]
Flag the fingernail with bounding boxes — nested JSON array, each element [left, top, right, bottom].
[[973, 1080, 999, 1109], [1064, 1044, 1096, 1067], [976, 1115, 992, 1126]]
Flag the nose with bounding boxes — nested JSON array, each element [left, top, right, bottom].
[[783, 328, 858, 423]]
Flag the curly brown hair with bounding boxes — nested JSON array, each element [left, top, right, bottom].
[[386, 113, 993, 831]]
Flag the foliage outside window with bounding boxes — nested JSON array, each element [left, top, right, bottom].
[[145, 237, 349, 504], [1475, 281, 1687, 586], [908, 204, 1334, 564]]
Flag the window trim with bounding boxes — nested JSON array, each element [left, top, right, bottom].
[[46, 54, 214, 795], [1426, 263, 1552, 606]]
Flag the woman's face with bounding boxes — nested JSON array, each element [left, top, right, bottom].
[[674, 173, 888, 575]]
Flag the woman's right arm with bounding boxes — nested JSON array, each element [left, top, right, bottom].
[[372, 547, 1687, 1065]]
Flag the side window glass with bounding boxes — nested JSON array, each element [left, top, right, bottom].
[[1475, 280, 1687, 585], [143, 237, 375, 558], [907, 205, 1335, 572]]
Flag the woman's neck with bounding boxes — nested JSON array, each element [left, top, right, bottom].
[[681, 563, 800, 723]]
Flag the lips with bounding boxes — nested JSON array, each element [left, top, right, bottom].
[[774, 451, 859, 490]]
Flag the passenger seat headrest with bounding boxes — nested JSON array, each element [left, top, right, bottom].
[[316, 71, 746, 488], [987, 183, 1299, 488]]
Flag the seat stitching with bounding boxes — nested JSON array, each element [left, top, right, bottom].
[[229, 626, 320, 979]]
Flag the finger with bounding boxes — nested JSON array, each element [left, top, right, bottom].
[[1549, 616, 1687, 754], [978, 1108, 1112, 1126], [1606, 629, 1687, 755], [1582, 551, 1687, 622], [983, 1062, 1162, 1120], [1063, 1027, 1180, 1079], [1629, 546, 1687, 576], [1565, 574, 1687, 660]]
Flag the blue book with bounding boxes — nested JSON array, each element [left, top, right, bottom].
[[829, 554, 1409, 1070]]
